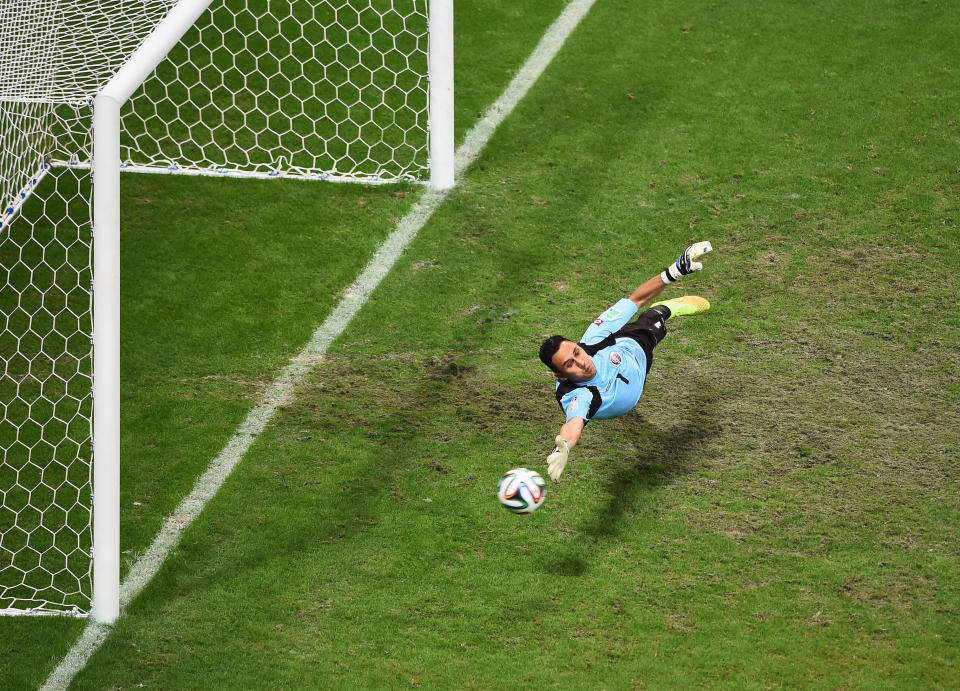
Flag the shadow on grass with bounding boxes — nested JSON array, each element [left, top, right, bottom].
[[544, 380, 721, 577]]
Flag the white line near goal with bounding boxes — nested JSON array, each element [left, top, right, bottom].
[[40, 0, 598, 687]]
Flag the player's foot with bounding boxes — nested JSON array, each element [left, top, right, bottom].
[[649, 295, 710, 319]]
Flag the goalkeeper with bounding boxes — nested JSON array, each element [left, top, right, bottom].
[[538, 241, 714, 482]]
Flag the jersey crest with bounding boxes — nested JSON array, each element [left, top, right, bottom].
[[609, 352, 621, 365]]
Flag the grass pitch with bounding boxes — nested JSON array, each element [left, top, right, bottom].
[[3, 0, 959, 688]]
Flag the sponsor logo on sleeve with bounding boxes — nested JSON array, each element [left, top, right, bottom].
[[566, 395, 578, 414], [603, 307, 622, 319], [593, 318, 604, 326]]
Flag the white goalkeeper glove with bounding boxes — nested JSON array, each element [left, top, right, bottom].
[[547, 436, 570, 482], [660, 241, 713, 284]]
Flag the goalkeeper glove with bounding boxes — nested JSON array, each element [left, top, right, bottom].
[[547, 436, 570, 482], [660, 241, 713, 284]]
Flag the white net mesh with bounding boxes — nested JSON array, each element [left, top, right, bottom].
[[0, 1, 180, 104], [1, 0, 433, 616], [1, 102, 93, 615], [124, 0, 430, 182]]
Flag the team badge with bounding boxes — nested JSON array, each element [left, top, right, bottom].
[[609, 352, 621, 365]]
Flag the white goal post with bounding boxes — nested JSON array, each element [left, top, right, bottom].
[[0, 0, 453, 624]]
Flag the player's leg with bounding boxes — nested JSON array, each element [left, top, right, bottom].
[[616, 307, 670, 373], [621, 297, 709, 372], [649, 295, 710, 319]]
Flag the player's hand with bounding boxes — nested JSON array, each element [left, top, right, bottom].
[[547, 435, 570, 482], [661, 241, 713, 283], [678, 240, 713, 274]]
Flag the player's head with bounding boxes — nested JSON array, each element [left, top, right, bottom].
[[539, 336, 596, 382], [539, 335, 567, 374]]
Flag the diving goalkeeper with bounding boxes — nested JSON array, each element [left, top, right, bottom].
[[538, 241, 714, 482]]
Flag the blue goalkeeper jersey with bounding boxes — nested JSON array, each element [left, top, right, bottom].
[[554, 298, 651, 422]]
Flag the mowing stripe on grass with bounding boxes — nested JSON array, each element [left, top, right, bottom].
[[41, 0, 597, 687]]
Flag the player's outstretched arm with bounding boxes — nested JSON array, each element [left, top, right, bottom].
[[628, 274, 668, 309], [628, 241, 714, 309], [547, 417, 585, 482]]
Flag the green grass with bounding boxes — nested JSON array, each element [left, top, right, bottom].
[[3, 0, 960, 687]]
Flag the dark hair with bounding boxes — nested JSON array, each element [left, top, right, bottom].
[[539, 335, 569, 374]]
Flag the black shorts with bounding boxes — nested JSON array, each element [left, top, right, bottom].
[[611, 306, 669, 374]]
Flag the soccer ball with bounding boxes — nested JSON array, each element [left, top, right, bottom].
[[497, 468, 546, 514]]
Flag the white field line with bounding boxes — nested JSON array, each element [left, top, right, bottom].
[[41, 0, 597, 687]]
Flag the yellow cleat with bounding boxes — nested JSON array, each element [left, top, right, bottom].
[[649, 295, 711, 319]]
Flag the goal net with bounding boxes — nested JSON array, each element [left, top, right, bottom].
[[1, 0, 451, 619], [0, 101, 95, 616], [126, 0, 432, 182]]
